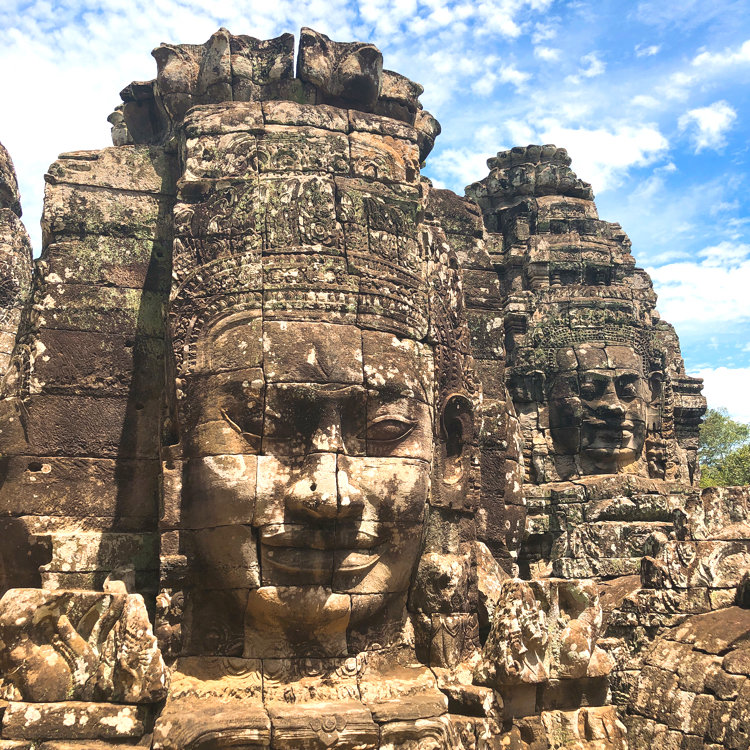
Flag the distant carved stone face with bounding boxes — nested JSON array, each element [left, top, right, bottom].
[[182, 317, 434, 657], [548, 344, 648, 473]]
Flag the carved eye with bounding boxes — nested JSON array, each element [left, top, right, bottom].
[[220, 406, 262, 442], [579, 381, 600, 400], [617, 380, 638, 400], [366, 416, 416, 443]]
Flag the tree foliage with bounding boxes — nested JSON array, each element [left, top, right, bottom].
[[699, 408, 750, 488]]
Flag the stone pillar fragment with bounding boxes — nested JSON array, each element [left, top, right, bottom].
[[0, 142, 32, 381]]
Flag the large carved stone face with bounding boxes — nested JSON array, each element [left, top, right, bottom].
[[548, 343, 648, 474], [180, 317, 434, 657]]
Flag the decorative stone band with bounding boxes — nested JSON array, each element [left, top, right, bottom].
[[169, 248, 430, 378], [518, 310, 665, 376]]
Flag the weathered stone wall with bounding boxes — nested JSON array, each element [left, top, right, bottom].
[[0, 144, 32, 384], [0, 146, 176, 598], [626, 605, 750, 749]]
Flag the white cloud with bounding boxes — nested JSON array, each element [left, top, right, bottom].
[[471, 64, 531, 95], [504, 118, 536, 145], [358, 0, 418, 36], [531, 22, 557, 44], [499, 64, 532, 88], [474, 0, 555, 38], [647, 249, 750, 328], [632, 94, 660, 108], [635, 44, 661, 57], [692, 366, 750, 423], [409, 0, 553, 38], [659, 70, 697, 101], [580, 52, 606, 77], [472, 74, 497, 96], [698, 241, 750, 266], [536, 120, 669, 192], [475, 125, 501, 152], [565, 51, 606, 84], [692, 39, 750, 70], [658, 39, 750, 101], [678, 100, 737, 152], [427, 148, 496, 190], [534, 46, 561, 61]]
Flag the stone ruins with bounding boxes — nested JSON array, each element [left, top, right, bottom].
[[0, 26, 748, 750]]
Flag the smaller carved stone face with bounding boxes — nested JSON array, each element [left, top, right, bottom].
[[548, 344, 648, 473]]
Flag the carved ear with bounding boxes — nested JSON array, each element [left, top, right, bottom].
[[439, 393, 474, 487], [647, 370, 664, 431], [528, 370, 546, 403], [649, 371, 664, 400]]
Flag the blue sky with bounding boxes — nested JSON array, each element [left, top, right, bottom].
[[1, 0, 749, 420]]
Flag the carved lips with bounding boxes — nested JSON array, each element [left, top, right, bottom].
[[260, 522, 386, 576]]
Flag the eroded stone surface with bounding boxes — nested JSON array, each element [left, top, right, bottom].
[[626, 607, 750, 749], [0, 589, 168, 704]]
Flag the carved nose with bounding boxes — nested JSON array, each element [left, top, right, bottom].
[[285, 453, 364, 522], [286, 453, 339, 521], [310, 405, 344, 453], [600, 396, 626, 417]]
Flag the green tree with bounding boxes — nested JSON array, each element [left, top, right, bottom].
[[699, 408, 750, 488]]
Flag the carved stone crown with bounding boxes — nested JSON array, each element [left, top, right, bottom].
[[168, 240, 436, 378], [511, 305, 665, 376]]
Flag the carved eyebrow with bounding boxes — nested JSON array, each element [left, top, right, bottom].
[[372, 382, 414, 400], [281, 383, 363, 401]]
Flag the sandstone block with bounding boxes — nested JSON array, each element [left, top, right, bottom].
[[29, 329, 164, 397], [152, 701, 269, 749], [46, 146, 176, 195], [42, 237, 170, 291], [37, 283, 164, 338], [23, 394, 160, 458], [1, 701, 150, 740], [262, 100, 349, 132], [349, 131, 419, 185], [0, 457, 158, 524], [268, 699, 378, 748], [42, 183, 170, 244]]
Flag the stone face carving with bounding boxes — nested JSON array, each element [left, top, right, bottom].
[[546, 343, 650, 475], [0, 24, 733, 750], [159, 95, 463, 671], [467, 145, 703, 487]]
